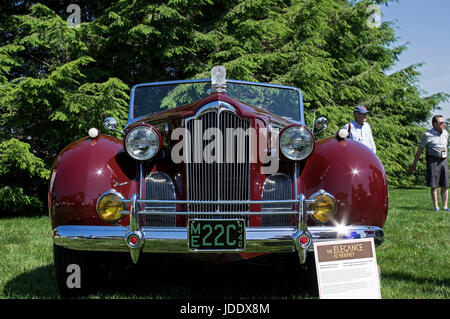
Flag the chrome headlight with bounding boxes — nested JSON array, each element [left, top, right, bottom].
[[125, 125, 161, 161], [280, 125, 314, 161]]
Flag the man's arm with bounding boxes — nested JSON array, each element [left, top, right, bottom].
[[409, 146, 424, 173], [363, 124, 376, 153], [368, 125, 376, 153]]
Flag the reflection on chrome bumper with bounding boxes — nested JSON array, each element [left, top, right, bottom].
[[52, 225, 384, 254]]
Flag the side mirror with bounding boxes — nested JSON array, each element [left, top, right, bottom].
[[103, 117, 124, 135], [104, 117, 117, 130], [314, 116, 328, 134]]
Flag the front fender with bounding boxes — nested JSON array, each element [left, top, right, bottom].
[[48, 134, 138, 229], [300, 137, 388, 228]]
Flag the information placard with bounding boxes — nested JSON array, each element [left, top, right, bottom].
[[314, 238, 381, 299]]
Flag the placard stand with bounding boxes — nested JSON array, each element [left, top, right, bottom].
[[314, 238, 381, 299]]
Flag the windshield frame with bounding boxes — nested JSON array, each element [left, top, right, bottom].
[[127, 79, 304, 127]]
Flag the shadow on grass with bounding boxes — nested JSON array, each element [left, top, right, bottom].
[[4, 254, 319, 299], [96, 254, 319, 299], [3, 264, 59, 298]]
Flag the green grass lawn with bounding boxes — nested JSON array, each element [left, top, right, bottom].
[[376, 188, 449, 298], [0, 188, 448, 299]]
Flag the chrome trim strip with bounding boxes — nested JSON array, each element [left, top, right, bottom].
[[120, 191, 335, 219], [129, 194, 139, 232], [52, 225, 384, 253], [139, 162, 143, 199], [125, 211, 298, 215], [122, 199, 302, 205], [294, 162, 299, 197]]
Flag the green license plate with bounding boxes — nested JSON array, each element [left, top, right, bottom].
[[188, 219, 245, 251]]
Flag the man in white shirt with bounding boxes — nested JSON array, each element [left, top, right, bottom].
[[409, 115, 449, 211], [343, 105, 377, 153]]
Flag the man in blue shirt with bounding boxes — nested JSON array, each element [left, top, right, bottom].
[[343, 105, 377, 154], [409, 115, 449, 211]]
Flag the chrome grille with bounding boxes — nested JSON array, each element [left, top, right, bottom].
[[261, 174, 293, 226], [186, 104, 250, 223], [143, 171, 176, 227]]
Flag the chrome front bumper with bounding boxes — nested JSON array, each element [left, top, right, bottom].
[[52, 192, 384, 264], [52, 225, 384, 259]]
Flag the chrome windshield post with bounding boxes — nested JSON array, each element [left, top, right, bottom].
[[292, 194, 312, 264], [125, 193, 144, 264]]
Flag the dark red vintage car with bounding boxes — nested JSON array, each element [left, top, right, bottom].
[[49, 66, 388, 296]]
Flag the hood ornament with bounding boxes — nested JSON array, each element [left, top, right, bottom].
[[211, 65, 226, 93], [113, 180, 130, 188]]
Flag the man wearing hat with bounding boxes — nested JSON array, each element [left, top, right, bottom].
[[343, 105, 377, 153], [409, 115, 448, 211]]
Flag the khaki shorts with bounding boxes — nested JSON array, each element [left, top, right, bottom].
[[426, 156, 449, 188]]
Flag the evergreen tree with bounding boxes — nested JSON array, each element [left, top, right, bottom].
[[0, 0, 448, 214], [0, 3, 128, 214]]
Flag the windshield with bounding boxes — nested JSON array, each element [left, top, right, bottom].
[[130, 80, 303, 123]]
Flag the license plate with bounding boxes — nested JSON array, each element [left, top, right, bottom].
[[188, 219, 245, 251]]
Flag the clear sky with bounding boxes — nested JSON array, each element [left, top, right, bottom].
[[380, 0, 450, 128]]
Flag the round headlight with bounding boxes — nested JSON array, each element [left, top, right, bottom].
[[96, 190, 125, 222], [308, 191, 336, 223], [280, 125, 314, 161], [125, 125, 161, 161]]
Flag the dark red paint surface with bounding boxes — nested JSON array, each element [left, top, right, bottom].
[[299, 137, 388, 228], [48, 135, 138, 229], [49, 94, 388, 232]]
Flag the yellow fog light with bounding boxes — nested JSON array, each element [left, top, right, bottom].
[[96, 190, 125, 222], [308, 190, 336, 223]]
